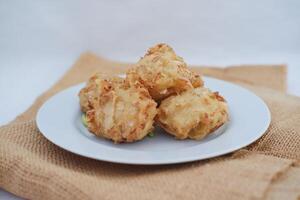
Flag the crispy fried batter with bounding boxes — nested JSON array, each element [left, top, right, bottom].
[[79, 43, 229, 143], [156, 87, 229, 140], [79, 74, 157, 143], [79, 73, 124, 112], [126, 43, 203, 101]]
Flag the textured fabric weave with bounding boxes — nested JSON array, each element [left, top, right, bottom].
[[1, 53, 299, 200]]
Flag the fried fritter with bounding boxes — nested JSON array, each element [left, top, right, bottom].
[[126, 43, 203, 101], [156, 87, 229, 140], [79, 74, 157, 143]]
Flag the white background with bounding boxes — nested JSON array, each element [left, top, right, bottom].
[[1, 0, 299, 199]]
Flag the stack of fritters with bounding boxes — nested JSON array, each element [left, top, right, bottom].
[[79, 44, 229, 143]]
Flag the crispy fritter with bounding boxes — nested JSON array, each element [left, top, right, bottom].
[[126, 43, 203, 101], [156, 87, 229, 140], [79, 74, 157, 143]]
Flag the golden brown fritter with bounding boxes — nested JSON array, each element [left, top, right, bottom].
[[126, 43, 203, 101], [79, 74, 157, 143], [156, 87, 229, 140]]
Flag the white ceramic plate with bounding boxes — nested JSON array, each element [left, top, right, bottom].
[[37, 77, 270, 165]]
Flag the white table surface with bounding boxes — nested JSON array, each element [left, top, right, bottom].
[[1, 0, 300, 199]]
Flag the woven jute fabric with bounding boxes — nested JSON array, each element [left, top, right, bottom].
[[1, 53, 299, 200]]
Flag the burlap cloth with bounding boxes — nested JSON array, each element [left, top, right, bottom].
[[1, 53, 300, 200]]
